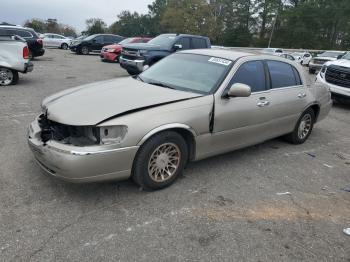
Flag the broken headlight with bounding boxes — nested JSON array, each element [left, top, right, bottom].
[[98, 125, 128, 145]]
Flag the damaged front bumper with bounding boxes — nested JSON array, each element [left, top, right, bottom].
[[27, 116, 139, 183]]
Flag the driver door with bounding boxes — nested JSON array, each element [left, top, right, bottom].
[[208, 60, 275, 156]]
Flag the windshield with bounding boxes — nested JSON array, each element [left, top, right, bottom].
[[83, 34, 98, 41], [318, 51, 344, 58], [148, 34, 176, 47], [342, 52, 350, 60], [118, 38, 134, 45], [139, 53, 232, 94]]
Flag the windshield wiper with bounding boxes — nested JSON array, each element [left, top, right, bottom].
[[147, 81, 175, 89]]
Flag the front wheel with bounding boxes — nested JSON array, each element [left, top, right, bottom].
[[132, 131, 188, 190], [0, 68, 19, 86], [284, 108, 315, 144], [61, 43, 68, 50]]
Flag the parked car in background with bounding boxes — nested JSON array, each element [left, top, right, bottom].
[[69, 34, 124, 55], [42, 33, 71, 50], [317, 51, 350, 104], [0, 25, 45, 58], [28, 49, 331, 190], [0, 36, 33, 86], [278, 53, 295, 61], [261, 48, 284, 54], [100, 37, 152, 63], [309, 51, 346, 74], [291, 51, 312, 65], [120, 33, 211, 75]]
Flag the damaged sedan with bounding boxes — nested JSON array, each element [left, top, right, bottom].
[[28, 49, 332, 190]]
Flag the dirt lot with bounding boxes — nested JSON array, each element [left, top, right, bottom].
[[0, 49, 349, 262]]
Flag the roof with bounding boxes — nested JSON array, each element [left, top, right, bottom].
[[180, 48, 254, 61]]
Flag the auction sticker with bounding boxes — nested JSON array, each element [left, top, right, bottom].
[[208, 57, 232, 66]]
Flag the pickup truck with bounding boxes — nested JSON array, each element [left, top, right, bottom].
[[120, 34, 211, 75], [0, 36, 33, 86], [317, 51, 350, 104]]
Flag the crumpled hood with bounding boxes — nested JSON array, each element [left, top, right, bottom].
[[324, 59, 350, 67], [42, 77, 201, 126]]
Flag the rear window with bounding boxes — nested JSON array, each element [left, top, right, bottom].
[[267, 61, 299, 88]]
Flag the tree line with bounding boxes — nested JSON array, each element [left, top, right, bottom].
[[25, 0, 350, 50]]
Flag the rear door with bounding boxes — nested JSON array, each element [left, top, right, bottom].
[[265, 60, 308, 135]]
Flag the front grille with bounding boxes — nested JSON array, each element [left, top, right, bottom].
[[122, 48, 139, 57], [325, 65, 350, 88], [38, 114, 99, 145]]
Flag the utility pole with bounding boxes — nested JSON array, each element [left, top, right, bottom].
[[268, 11, 278, 48]]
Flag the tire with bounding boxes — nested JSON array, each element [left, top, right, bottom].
[[0, 68, 18, 86], [126, 69, 139, 76], [115, 55, 120, 63], [132, 131, 188, 191], [81, 46, 89, 55], [61, 43, 68, 50], [284, 108, 315, 144], [309, 68, 316, 74]]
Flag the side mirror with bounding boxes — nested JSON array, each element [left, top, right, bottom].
[[227, 83, 251, 98], [173, 44, 182, 51]]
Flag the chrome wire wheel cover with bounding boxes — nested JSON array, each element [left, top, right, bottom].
[[148, 143, 181, 182], [0, 68, 13, 86], [298, 114, 312, 139]]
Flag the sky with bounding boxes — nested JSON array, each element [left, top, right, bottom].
[[1, 0, 153, 32]]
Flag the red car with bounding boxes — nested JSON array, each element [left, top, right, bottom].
[[100, 37, 152, 63]]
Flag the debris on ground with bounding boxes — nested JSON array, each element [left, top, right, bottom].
[[305, 152, 316, 158], [343, 228, 350, 236], [323, 164, 333, 168], [276, 192, 291, 195], [334, 153, 347, 160]]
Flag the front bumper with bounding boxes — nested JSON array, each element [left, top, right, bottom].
[[27, 117, 139, 183], [119, 56, 145, 73], [101, 52, 119, 62]]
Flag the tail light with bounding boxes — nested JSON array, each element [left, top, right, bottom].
[[23, 46, 30, 59], [36, 39, 43, 45]]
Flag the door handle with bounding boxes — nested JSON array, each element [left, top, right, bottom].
[[298, 93, 306, 98], [257, 101, 270, 107]]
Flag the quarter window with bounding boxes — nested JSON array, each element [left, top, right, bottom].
[[230, 61, 266, 92], [191, 38, 207, 49], [267, 61, 299, 88]]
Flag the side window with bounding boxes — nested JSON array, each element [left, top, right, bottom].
[[93, 35, 104, 43], [267, 61, 298, 88], [0, 28, 6, 35], [175, 37, 190, 50], [230, 61, 266, 93], [191, 38, 207, 49], [15, 30, 32, 38], [113, 36, 123, 43], [304, 54, 311, 58]]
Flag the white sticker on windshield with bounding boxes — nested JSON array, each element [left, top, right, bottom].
[[208, 57, 232, 66]]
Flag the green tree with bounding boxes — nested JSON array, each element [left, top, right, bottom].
[[85, 18, 107, 35]]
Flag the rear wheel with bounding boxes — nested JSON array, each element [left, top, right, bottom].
[[61, 43, 68, 50], [284, 108, 315, 144], [81, 46, 89, 55], [0, 68, 19, 86], [132, 131, 188, 190]]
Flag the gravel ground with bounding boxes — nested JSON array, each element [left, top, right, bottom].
[[0, 49, 349, 262]]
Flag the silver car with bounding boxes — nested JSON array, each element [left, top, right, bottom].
[[28, 49, 332, 190]]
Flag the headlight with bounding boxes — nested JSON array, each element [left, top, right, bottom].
[[139, 50, 148, 55], [99, 125, 128, 145]]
